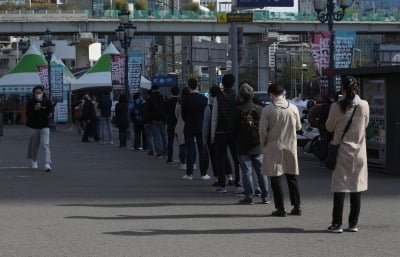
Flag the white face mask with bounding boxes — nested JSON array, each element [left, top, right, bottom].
[[35, 93, 43, 101]]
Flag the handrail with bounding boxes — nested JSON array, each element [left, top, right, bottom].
[[0, 9, 400, 22]]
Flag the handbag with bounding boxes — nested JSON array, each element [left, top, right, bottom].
[[325, 105, 358, 170]]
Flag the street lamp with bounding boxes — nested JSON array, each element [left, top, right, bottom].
[[300, 63, 308, 98], [314, 0, 353, 94], [40, 28, 56, 128], [116, 9, 136, 101]]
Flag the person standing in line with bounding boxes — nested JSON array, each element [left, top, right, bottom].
[[91, 95, 101, 141], [211, 74, 241, 193], [165, 86, 180, 163], [26, 86, 53, 172], [98, 91, 113, 145], [81, 94, 100, 142], [175, 87, 190, 170], [114, 94, 129, 148], [181, 78, 209, 180], [232, 83, 270, 205], [142, 90, 155, 156], [325, 76, 369, 233], [129, 92, 146, 151], [259, 83, 302, 217], [147, 85, 167, 158]]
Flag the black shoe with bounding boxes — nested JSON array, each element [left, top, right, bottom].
[[81, 139, 89, 142], [238, 198, 254, 205], [327, 224, 343, 233], [271, 209, 287, 217], [290, 207, 302, 216], [147, 151, 154, 156], [211, 181, 219, 187], [166, 159, 173, 164], [155, 154, 163, 159]]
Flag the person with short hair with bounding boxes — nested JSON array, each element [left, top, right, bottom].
[[98, 91, 113, 144], [259, 83, 302, 217], [147, 85, 167, 158], [81, 94, 100, 143], [181, 78, 209, 180], [232, 83, 270, 204], [115, 94, 129, 148], [325, 76, 370, 233], [129, 92, 146, 150], [26, 86, 53, 172]]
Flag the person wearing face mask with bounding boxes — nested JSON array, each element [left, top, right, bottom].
[[26, 86, 53, 172]]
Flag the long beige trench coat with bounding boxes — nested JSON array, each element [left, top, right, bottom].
[[325, 95, 370, 193], [259, 98, 302, 177]]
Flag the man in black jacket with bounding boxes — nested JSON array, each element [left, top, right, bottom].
[[181, 78, 209, 180], [165, 86, 180, 163], [147, 85, 167, 158], [26, 86, 53, 172], [81, 94, 100, 142], [232, 83, 270, 204], [211, 74, 241, 193], [98, 91, 113, 144]]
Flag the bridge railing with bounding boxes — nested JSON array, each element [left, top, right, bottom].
[[1, 9, 400, 22]]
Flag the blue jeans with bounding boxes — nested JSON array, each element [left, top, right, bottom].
[[144, 123, 154, 153], [99, 117, 113, 143], [152, 120, 167, 155], [239, 154, 269, 199]]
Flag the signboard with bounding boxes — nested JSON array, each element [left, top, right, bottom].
[[37, 65, 63, 102], [152, 75, 178, 87], [309, 31, 331, 95], [227, 13, 253, 22], [128, 54, 143, 94], [111, 54, 125, 100], [217, 13, 228, 23], [237, 0, 294, 7], [334, 31, 356, 69]]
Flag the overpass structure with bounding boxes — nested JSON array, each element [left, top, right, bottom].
[[0, 10, 400, 35]]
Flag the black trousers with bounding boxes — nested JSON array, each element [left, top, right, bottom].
[[167, 125, 175, 162], [82, 121, 99, 141], [214, 133, 240, 188], [270, 174, 301, 211], [119, 128, 128, 147], [133, 123, 146, 149], [332, 192, 361, 226]]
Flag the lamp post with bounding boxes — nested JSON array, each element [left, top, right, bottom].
[[300, 63, 308, 98], [40, 28, 56, 129], [314, 0, 353, 95], [116, 9, 136, 101]]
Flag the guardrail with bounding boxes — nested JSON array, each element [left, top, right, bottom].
[[1, 9, 400, 22]]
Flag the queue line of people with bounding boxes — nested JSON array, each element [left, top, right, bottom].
[[25, 74, 369, 233]]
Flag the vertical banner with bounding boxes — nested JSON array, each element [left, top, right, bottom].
[[309, 32, 331, 96], [128, 54, 144, 94], [37, 65, 63, 102], [38, 66, 49, 96], [51, 65, 63, 103], [334, 31, 356, 69], [111, 54, 126, 100]]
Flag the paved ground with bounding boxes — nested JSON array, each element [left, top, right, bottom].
[[0, 125, 399, 257]]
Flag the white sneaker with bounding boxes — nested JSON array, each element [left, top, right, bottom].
[[31, 161, 38, 169], [179, 164, 187, 170], [201, 174, 211, 180], [44, 163, 52, 172], [109, 141, 114, 145], [181, 175, 193, 181]]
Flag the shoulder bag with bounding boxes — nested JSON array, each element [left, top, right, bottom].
[[326, 105, 358, 170]]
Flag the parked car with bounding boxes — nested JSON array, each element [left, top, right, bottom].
[[253, 91, 271, 106]]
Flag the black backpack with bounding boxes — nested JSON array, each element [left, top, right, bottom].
[[240, 107, 260, 149]]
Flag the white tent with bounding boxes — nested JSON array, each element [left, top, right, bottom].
[[71, 43, 151, 91]]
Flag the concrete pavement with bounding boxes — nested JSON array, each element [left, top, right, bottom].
[[0, 125, 399, 257]]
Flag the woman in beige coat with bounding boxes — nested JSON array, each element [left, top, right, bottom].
[[325, 76, 370, 233], [259, 83, 302, 217]]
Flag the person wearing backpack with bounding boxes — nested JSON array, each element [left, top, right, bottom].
[[259, 83, 302, 217], [232, 83, 270, 205], [129, 92, 146, 151]]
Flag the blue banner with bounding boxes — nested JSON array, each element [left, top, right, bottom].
[[334, 31, 356, 69], [50, 65, 63, 103], [237, 0, 294, 7], [152, 75, 178, 87], [128, 54, 143, 94]]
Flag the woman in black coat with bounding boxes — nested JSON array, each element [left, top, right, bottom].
[[115, 94, 129, 147]]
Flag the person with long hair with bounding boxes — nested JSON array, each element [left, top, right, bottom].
[[325, 76, 370, 233]]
